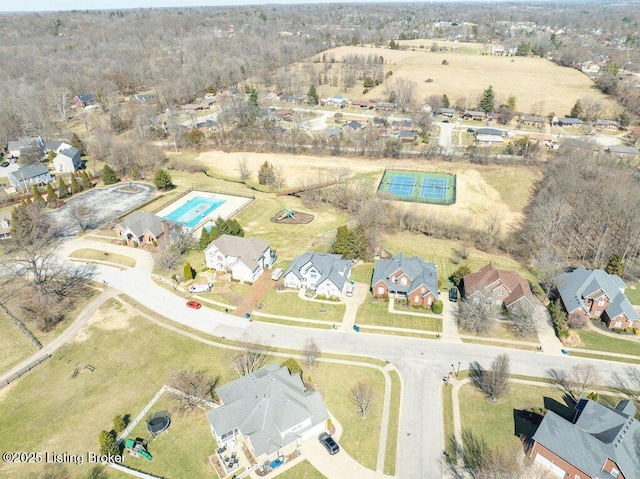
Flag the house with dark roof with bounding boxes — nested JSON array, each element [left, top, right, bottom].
[[399, 130, 417, 142], [7, 136, 44, 158], [371, 254, 438, 308], [555, 267, 639, 329], [74, 93, 96, 108], [606, 145, 639, 157], [376, 101, 397, 111], [53, 147, 82, 173], [462, 110, 485, 121], [284, 253, 351, 298], [596, 119, 620, 130], [436, 107, 455, 117], [475, 127, 504, 137], [462, 263, 536, 312], [114, 211, 166, 247], [343, 120, 363, 131], [204, 235, 272, 283], [557, 117, 584, 127], [206, 363, 329, 462], [8, 164, 52, 189], [531, 398, 640, 479], [520, 115, 546, 127], [475, 134, 504, 146]]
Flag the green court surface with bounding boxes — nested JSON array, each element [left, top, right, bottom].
[[378, 169, 456, 205]]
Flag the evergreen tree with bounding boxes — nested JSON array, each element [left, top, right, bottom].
[[248, 89, 259, 108], [506, 95, 517, 110], [153, 169, 174, 190], [208, 216, 244, 241], [441, 94, 450, 108], [183, 263, 195, 280], [58, 177, 69, 198], [31, 184, 45, 207], [70, 133, 87, 156], [330, 224, 369, 260], [331, 225, 351, 257], [479, 85, 495, 113], [80, 170, 92, 189], [130, 166, 138, 180], [307, 84, 319, 105], [46, 183, 56, 204], [102, 165, 118, 185], [258, 161, 275, 186], [618, 110, 630, 128], [570, 99, 583, 119], [199, 228, 211, 250], [605, 255, 624, 276], [98, 430, 119, 456], [70, 174, 83, 194], [112, 415, 126, 433]]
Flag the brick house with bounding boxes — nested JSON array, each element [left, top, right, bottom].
[[531, 398, 639, 479], [371, 253, 438, 308], [462, 263, 536, 312], [555, 267, 639, 329], [114, 211, 166, 247]]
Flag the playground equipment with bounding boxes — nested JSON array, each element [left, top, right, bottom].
[[276, 209, 296, 221], [147, 412, 171, 435], [124, 438, 153, 461]]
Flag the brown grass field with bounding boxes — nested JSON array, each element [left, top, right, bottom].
[[312, 45, 617, 116]]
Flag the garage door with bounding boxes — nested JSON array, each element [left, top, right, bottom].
[[534, 453, 567, 478]]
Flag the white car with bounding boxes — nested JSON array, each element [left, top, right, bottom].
[[346, 285, 354, 297], [271, 268, 284, 281]]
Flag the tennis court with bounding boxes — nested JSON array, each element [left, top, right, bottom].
[[378, 169, 456, 205]]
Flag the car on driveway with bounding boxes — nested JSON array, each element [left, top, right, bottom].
[[1, 161, 9, 167], [271, 268, 284, 281], [448, 287, 458, 302], [346, 285, 354, 297], [319, 432, 339, 455], [466, 127, 476, 133], [186, 300, 202, 309]]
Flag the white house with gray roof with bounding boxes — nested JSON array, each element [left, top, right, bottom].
[[7, 136, 44, 158], [8, 164, 52, 190], [204, 235, 271, 283], [53, 147, 82, 173], [556, 267, 638, 329], [371, 253, 438, 308], [283, 253, 351, 298], [206, 363, 329, 461], [531, 398, 640, 479]]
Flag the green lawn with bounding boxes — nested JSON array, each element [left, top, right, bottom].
[[458, 382, 569, 451], [0, 313, 38, 373], [356, 298, 442, 332], [69, 248, 136, 268], [442, 382, 456, 462], [381, 233, 537, 286], [0, 298, 384, 478], [260, 289, 345, 322], [625, 283, 640, 306], [277, 460, 327, 479], [477, 165, 541, 213], [576, 330, 640, 356], [350, 262, 374, 285], [383, 369, 401, 476]]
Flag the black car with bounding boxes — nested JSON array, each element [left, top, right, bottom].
[[1, 161, 9, 168], [466, 127, 476, 133], [319, 432, 339, 455], [449, 287, 458, 302]]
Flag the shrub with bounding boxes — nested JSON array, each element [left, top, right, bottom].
[[281, 358, 302, 376], [183, 263, 195, 281], [613, 328, 624, 334], [431, 300, 444, 314], [635, 329, 640, 336], [121, 240, 127, 246], [245, 281, 253, 286], [316, 294, 327, 300], [102, 165, 118, 185], [113, 415, 126, 433], [151, 239, 157, 247], [624, 327, 633, 334], [450, 265, 471, 287]]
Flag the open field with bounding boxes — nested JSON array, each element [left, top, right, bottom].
[[195, 150, 540, 232], [315, 45, 618, 116], [0, 298, 387, 478]]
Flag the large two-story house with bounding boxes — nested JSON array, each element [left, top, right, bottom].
[[556, 267, 639, 329], [283, 253, 351, 298], [204, 235, 272, 283], [462, 263, 537, 312], [371, 253, 438, 308]]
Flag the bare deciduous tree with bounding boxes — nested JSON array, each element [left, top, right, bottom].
[[170, 369, 221, 413], [351, 380, 375, 419], [272, 163, 286, 190], [70, 204, 95, 232], [506, 307, 539, 338], [470, 354, 511, 402], [546, 364, 602, 402], [455, 300, 496, 335], [154, 249, 181, 271], [237, 155, 251, 182], [303, 337, 321, 368], [231, 336, 271, 377]]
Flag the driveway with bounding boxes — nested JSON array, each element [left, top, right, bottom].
[[437, 122, 455, 153], [48, 183, 156, 236]]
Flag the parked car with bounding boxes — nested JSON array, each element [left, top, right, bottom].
[[466, 127, 476, 133], [319, 432, 339, 455], [1, 161, 8, 167], [186, 300, 202, 309], [271, 268, 284, 281], [346, 285, 354, 297], [448, 287, 458, 302]]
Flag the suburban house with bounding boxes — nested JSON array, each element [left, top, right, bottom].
[[8, 164, 52, 190], [324, 127, 341, 138], [74, 93, 96, 108], [352, 99, 377, 109], [375, 101, 397, 111], [520, 115, 546, 127], [114, 211, 166, 247], [204, 235, 272, 283], [436, 107, 455, 117], [283, 253, 351, 298], [206, 363, 329, 462], [531, 398, 639, 479], [555, 267, 639, 329], [199, 97, 217, 109], [462, 110, 485, 121], [391, 119, 413, 130], [343, 120, 364, 131], [557, 117, 584, 127], [321, 94, 349, 107], [475, 134, 504, 146], [606, 145, 639, 157], [53, 147, 82, 173], [7, 136, 44, 158], [0, 218, 10, 239], [462, 263, 536, 312], [371, 253, 438, 308], [596, 119, 621, 130], [399, 130, 417, 142], [475, 127, 504, 137], [580, 61, 601, 75]]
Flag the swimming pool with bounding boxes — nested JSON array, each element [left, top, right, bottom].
[[161, 196, 225, 228]]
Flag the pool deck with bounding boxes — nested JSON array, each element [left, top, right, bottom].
[[156, 191, 252, 233]]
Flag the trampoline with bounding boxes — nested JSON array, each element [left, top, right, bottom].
[[147, 413, 171, 435]]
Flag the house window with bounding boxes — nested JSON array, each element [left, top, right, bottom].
[[594, 310, 601, 317], [414, 296, 419, 303], [391, 276, 396, 282], [598, 300, 605, 307], [377, 286, 384, 295], [401, 277, 407, 285], [611, 468, 620, 476], [497, 290, 504, 297], [615, 321, 622, 328]]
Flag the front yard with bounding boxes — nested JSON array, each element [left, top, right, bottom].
[[356, 297, 442, 332], [259, 289, 346, 322], [576, 329, 640, 356]]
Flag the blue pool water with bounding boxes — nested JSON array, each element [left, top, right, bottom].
[[162, 196, 225, 228]]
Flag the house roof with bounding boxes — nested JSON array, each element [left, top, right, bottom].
[[371, 253, 438, 296], [463, 263, 535, 308], [325, 128, 341, 137], [533, 399, 640, 479], [605, 292, 640, 321], [11, 164, 50, 180], [59, 147, 80, 160], [206, 235, 270, 273], [76, 92, 95, 103], [463, 110, 485, 117], [399, 130, 416, 138], [391, 119, 413, 128], [596, 119, 620, 127], [607, 145, 639, 155], [476, 134, 504, 143], [475, 127, 504, 136], [556, 267, 630, 316], [117, 211, 164, 238], [285, 253, 351, 291], [44, 140, 67, 152], [8, 136, 43, 151], [344, 120, 362, 129], [436, 108, 455, 114], [206, 363, 329, 457], [559, 117, 584, 125], [521, 115, 545, 122]]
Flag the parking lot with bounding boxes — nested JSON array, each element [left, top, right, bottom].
[[48, 183, 156, 236]]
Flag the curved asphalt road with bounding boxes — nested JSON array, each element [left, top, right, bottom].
[[12, 238, 639, 479]]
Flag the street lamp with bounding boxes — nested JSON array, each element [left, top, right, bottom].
[[451, 362, 460, 378]]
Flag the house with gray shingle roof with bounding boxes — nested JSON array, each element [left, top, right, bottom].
[[204, 235, 271, 283], [114, 211, 165, 247], [8, 164, 52, 190], [53, 147, 82, 173], [284, 253, 351, 298], [557, 117, 584, 127], [606, 145, 639, 157], [556, 267, 639, 329], [531, 398, 640, 479], [371, 253, 438, 308], [206, 363, 329, 461]]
